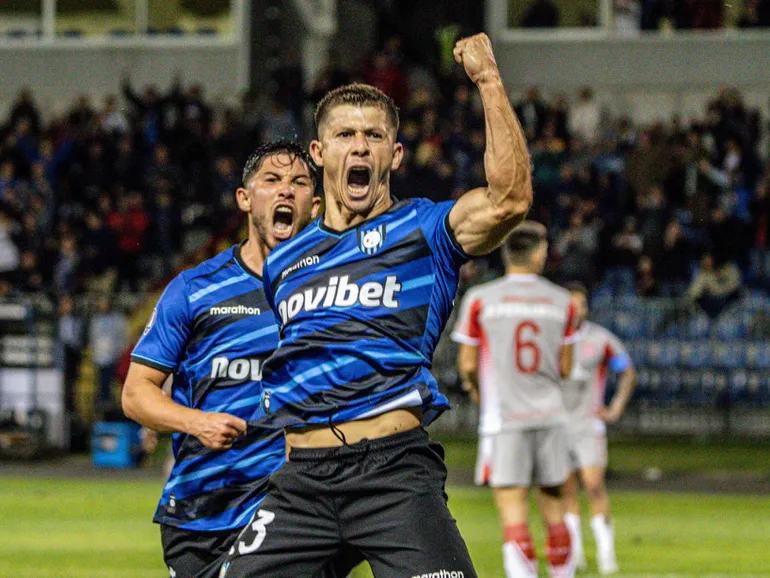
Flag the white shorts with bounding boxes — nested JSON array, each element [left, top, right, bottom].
[[569, 430, 608, 470], [474, 435, 494, 486], [489, 425, 571, 488]]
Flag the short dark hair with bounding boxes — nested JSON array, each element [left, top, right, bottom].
[[314, 83, 400, 134], [241, 140, 319, 190], [502, 221, 548, 265], [565, 281, 589, 297]]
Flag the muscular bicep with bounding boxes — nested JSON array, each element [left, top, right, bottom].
[[449, 187, 528, 257]]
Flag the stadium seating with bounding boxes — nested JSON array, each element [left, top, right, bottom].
[[590, 294, 770, 408]]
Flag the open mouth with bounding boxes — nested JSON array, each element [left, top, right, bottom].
[[272, 205, 295, 239], [346, 166, 372, 198]]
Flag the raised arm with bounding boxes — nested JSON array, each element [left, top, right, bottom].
[[448, 33, 533, 257]]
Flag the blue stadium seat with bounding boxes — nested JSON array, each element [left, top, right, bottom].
[[626, 340, 647, 365], [698, 370, 725, 404], [613, 311, 646, 339], [646, 340, 679, 368], [711, 341, 745, 369], [744, 372, 763, 405], [746, 343, 770, 369], [661, 369, 683, 400], [712, 314, 747, 340], [744, 289, 770, 311], [679, 341, 710, 369], [686, 314, 711, 339]]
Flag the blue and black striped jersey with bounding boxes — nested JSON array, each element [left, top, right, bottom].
[[257, 198, 470, 427], [131, 245, 283, 532]]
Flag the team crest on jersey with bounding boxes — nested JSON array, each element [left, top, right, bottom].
[[358, 224, 386, 255]]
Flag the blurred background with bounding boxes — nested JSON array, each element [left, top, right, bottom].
[[0, 1, 768, 576]]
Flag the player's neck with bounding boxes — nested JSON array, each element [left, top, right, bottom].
[[323, 190, 394, 232], [240, 235, 268, 277], [505, 266, 538, 276]]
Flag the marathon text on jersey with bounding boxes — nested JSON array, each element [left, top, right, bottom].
[[209, 305, 261, 316], [280, 255, 320, 280], [277, 275, 402, 324]]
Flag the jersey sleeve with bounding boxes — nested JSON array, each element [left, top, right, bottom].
[[451, 290, 483, 346], [131, 274, 191, 372], [417, 199, 471, 269], [604, 328, 632, 372]]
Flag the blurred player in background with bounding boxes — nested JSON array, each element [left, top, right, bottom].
[[221, 33, 531, 578], [453, 222, 577, 578], [562, 282, 637, 575], [122, 141, 357, 578]]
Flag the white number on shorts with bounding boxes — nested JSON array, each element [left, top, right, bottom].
[[238, 509, 275, 554]]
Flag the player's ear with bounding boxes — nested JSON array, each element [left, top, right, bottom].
[[390, 141, 404, 171], [235, 186, 251, 213], [309, 140, 324, 167], [311, 196, 322, 219]]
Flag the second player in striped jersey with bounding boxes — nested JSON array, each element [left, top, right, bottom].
[[122, 141, 355, 578]]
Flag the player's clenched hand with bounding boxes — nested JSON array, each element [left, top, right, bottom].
[[453, 33, 500, 85], [597, 406, 622, 424], [191, 411, 247, 450]]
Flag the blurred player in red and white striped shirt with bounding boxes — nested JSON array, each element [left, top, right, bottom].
[[562, 282, 637, 575], [452, 222, 578, 578]]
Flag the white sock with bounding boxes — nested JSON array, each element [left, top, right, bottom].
[[503, 541, 538, 578], [591, 514, 618, 574], [564, 512, 585, 568]]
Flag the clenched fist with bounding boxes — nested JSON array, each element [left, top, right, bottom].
[[191, 411, 247, 450], [453, 33, 501, 85]]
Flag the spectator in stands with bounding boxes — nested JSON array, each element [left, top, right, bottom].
[[122, 75, 177, 146], [607, 217, 644, 295], [100, 95, 130, 136], [107, 192, 149, 293], [658, 219, 694, 296], [569, 88, 601, 145], [53, 235, 80, 296], [521, 0, 560, 27], [68, 95, 95, 131], [8, 88, 40, 136], [687, 253, 743, 317], [58, 295, 85, 418], [614, 0, 642, 35], [515, 87, 549, 142], [554, 211, 599, 287], [636, 184, 668, 253], [88, 295, 128, 416], [636, 255, 660, 297], [366, 50, 409, 107], [738, 0, 770, 27], [81, 211, 117, 293]]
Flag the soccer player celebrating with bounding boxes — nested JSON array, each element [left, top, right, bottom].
[[123, 141, 336, 578], [562, 283, 636, 575], [221, 33, 531, 577], [452, 222, 578, 578]]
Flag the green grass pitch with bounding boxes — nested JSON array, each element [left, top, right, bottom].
[[1, 475, 768, 578]]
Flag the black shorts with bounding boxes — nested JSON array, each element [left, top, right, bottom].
[[161, 524, 362, 578], [221, 427, 477, 578], [161, 524, 238, 578]]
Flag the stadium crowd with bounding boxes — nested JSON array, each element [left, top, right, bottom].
[[1, 45, 768, 308]]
